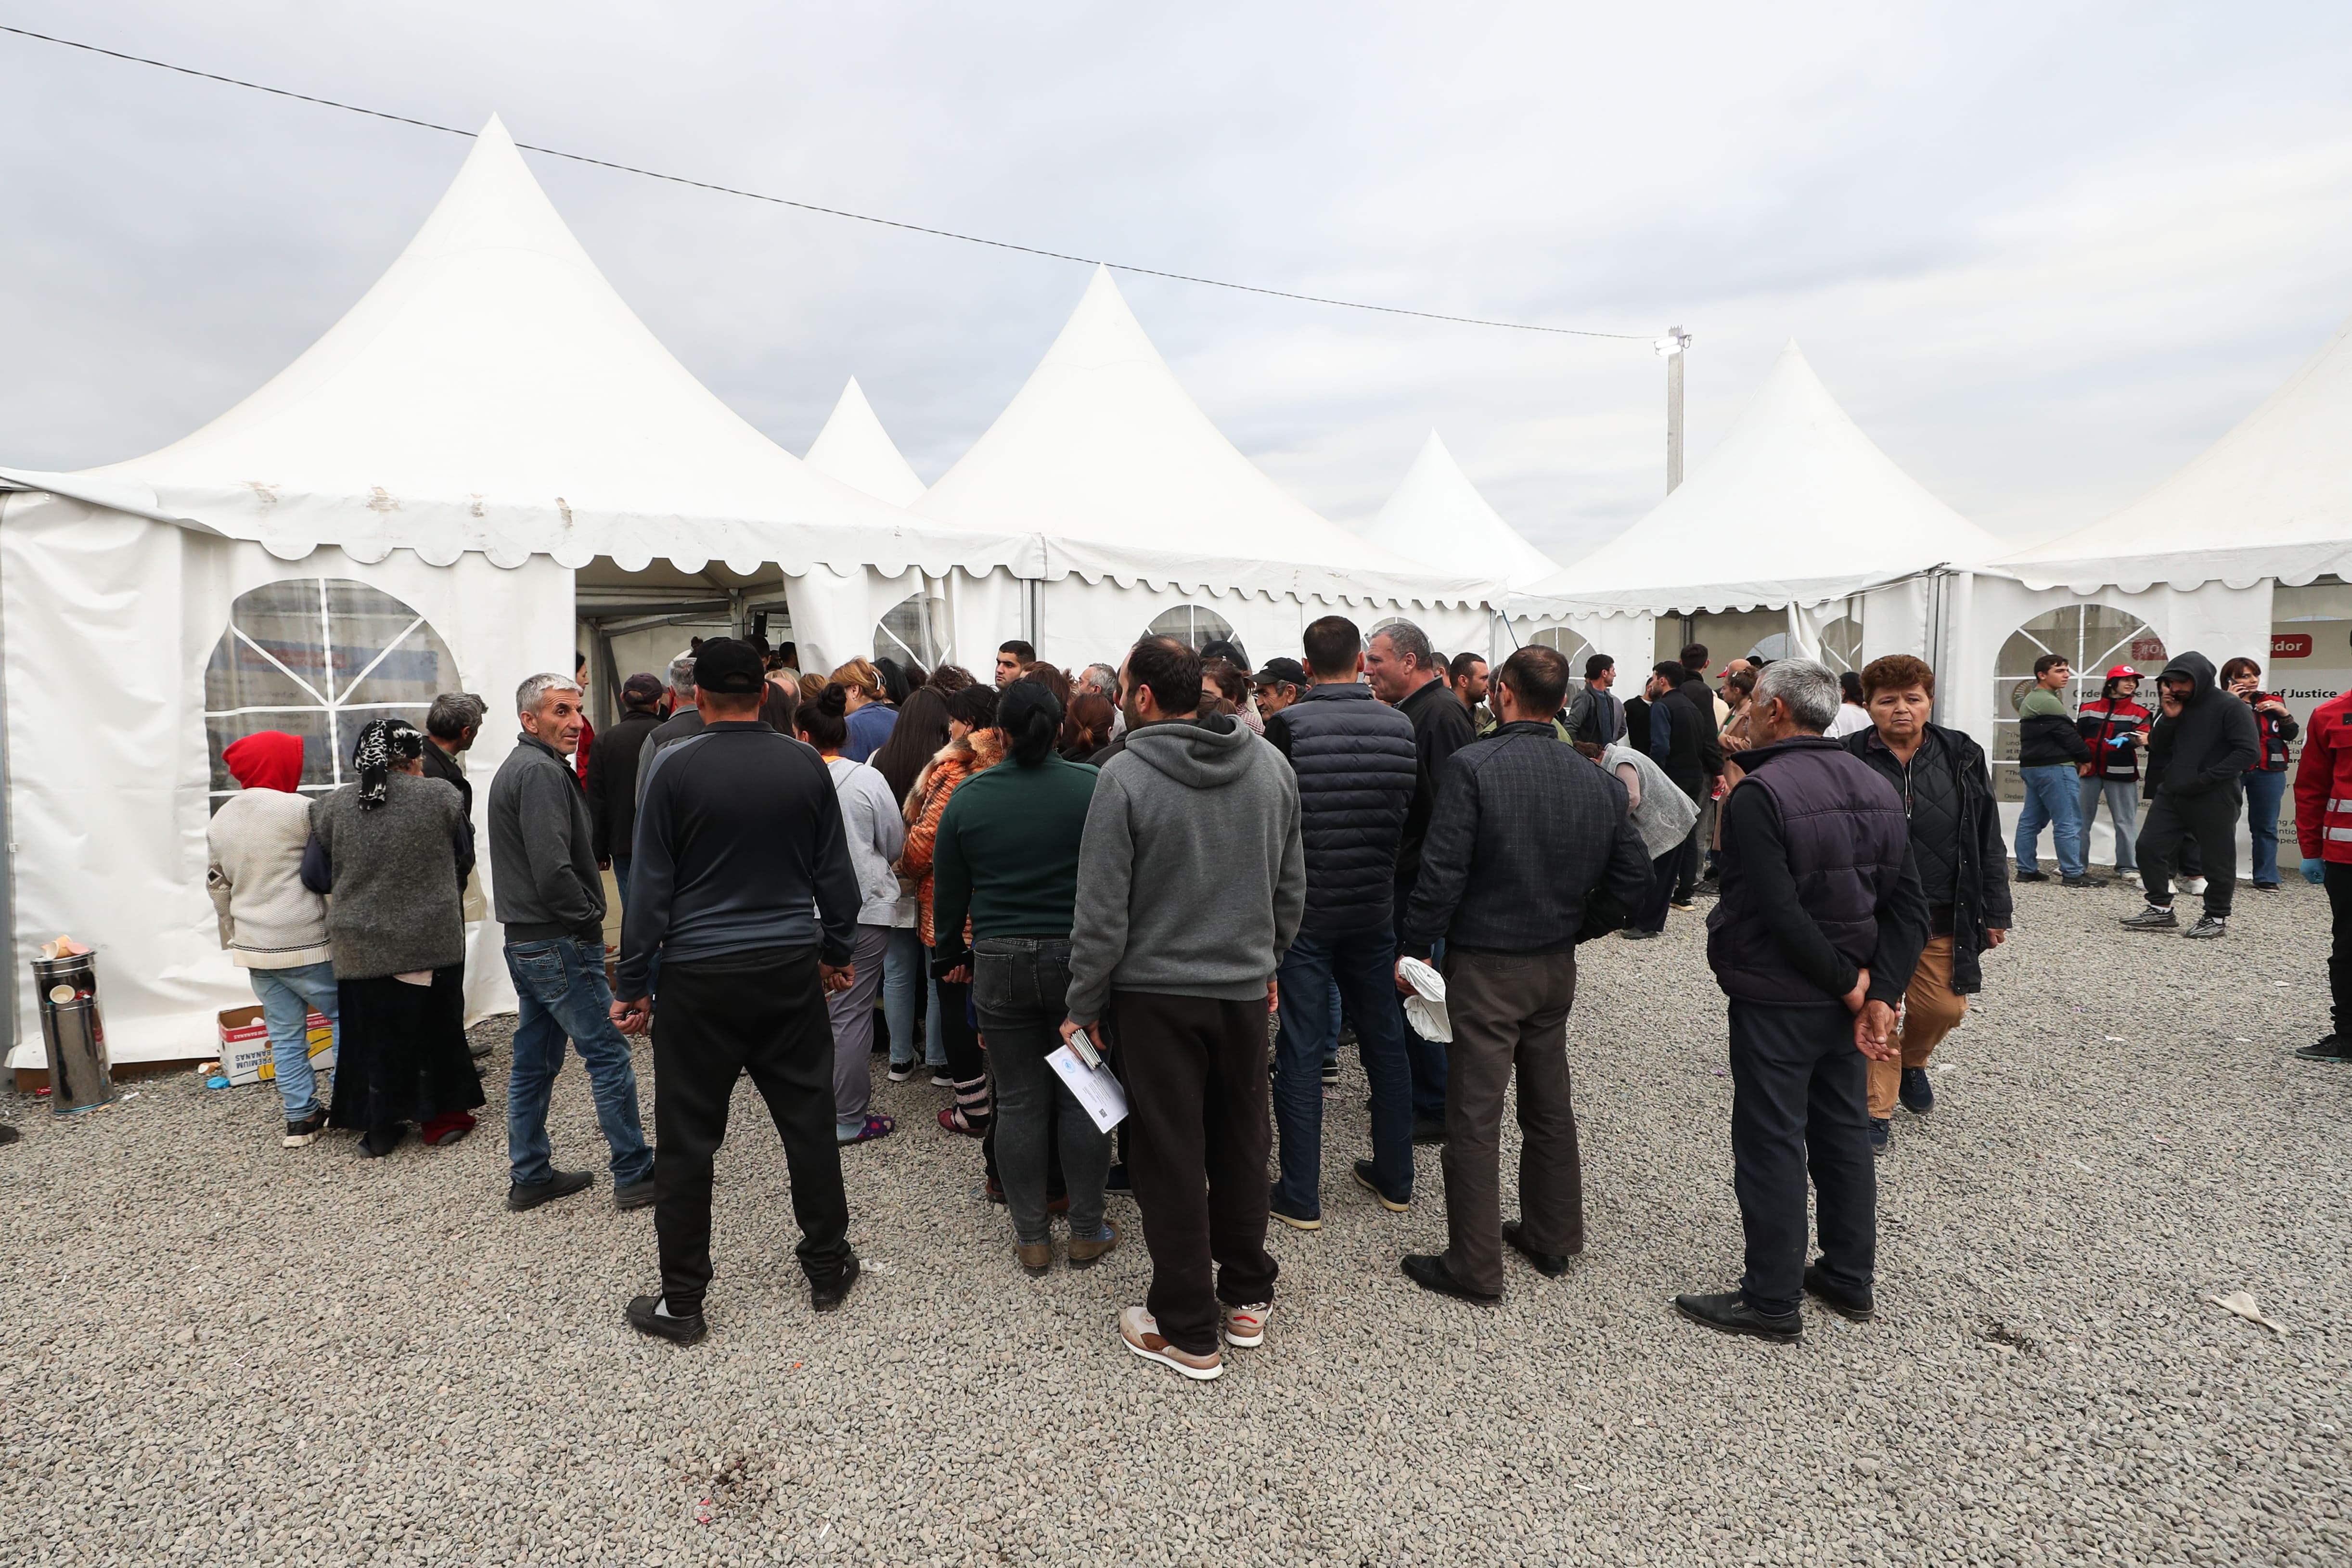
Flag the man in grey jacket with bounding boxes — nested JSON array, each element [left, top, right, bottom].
[[1063, 635, 1305, 1382], [488, 671, 655, 1215]]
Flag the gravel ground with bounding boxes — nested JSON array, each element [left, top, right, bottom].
[[2, 877, 2347, 1567]]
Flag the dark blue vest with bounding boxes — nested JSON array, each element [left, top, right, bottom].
[[1707, 736, 1909, 1005]]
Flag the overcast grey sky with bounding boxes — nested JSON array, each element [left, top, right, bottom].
[[5, 3, 2351, 565]]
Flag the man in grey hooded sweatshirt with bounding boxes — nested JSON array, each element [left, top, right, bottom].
[[1063, 635, 1306, 1382]]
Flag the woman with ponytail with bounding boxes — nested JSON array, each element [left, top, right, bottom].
[[928, 677, 1117, 1276], [898, 682, 1002, 1137], [797, 683, 906, 1145]]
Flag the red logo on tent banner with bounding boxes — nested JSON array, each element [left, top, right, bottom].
[[2273, 633, 2313, 659], [2130, 638, 2165, 663]]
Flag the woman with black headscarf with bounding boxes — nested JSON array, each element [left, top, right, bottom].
[[301, 718, 484, 1157]]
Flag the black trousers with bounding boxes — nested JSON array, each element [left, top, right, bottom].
[[1727, 1001, 1875, 1317], [1109, 989, 1280, 1357], [1637, 840, 1689, 933], [2139, 787, 2241, 917], [1671, 782, 1708, 901], [2329, 863, 2352, 1034], [653, 943, 850, 1313]]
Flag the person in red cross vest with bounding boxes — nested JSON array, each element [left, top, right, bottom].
[[2076, 665, 2150, 883], [2292, 684, 2352, 1062]]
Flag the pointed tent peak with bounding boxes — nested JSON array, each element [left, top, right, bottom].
[[916, 269, 1441, 582], [804, 377, 927, 507], [1523, 341, 2007, 604], [1360, 431, 1560, 590], [86, 102, 964, 568], [2000, 311, 2352, 583]]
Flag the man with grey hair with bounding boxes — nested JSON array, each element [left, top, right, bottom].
[[1080, 661, 1127, 741], [1365, 619, 1475, 1142], [635, 653, 705, 806], [1675, 658, 1928, 1344], [488, 670, 655, 1214], [422, 692, 488, 816]]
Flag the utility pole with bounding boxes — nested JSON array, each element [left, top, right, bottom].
[[1656, 326, 1692, 493]]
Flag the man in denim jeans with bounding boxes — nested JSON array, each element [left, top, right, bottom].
[[2013, 654, 2102, 887], [488, 670, 655, 1213], [1260, 616, 1420, 1229]]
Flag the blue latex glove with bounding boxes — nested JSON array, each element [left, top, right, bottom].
[[2303, 857, 2326, 885]]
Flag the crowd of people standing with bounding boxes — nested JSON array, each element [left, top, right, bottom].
[[199, 608, 2352, 1377]]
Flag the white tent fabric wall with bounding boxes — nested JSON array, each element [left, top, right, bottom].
[[0, 492, 572, 1069], [1358, 432, 1560, 591], [804, 378, 928, 509]]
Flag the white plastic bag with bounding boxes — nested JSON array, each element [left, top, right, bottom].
[[1397, 957, 1450, 1043]]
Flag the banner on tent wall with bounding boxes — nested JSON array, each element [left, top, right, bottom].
[[0, 496, 572, 1068]]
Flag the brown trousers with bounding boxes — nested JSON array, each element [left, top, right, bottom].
[[1870, 935, 1968, 1118], [1439, 950, 1584, 1295]]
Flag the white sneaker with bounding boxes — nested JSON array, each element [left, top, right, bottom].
[[1118, 1305, 1223, 1380], [2181, 876, 2209, 895], [1222, 1301, 1271, 1348], [2119, 870, 2141, 887]]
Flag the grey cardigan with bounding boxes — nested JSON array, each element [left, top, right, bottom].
[[305, 772, 470, 980]]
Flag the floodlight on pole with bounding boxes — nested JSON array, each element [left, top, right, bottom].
[[1657, 326, 1692, 494]]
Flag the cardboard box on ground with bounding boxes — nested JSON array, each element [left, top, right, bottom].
[[215, 1007, 336, 1086]]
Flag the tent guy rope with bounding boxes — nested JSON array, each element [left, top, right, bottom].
[[0, 21, 1656, 343]]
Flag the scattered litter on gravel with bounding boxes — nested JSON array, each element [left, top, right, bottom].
[[2, 878, 2345, 1564]]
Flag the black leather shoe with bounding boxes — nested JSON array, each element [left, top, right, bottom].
[[2295, 1033, 2352, 1062], [1673, 1289, 1802, 1343], [506, 1169, 594, 1212], [810, 1254, 861, 1312], [1802, 1264, 1876, 1322], [1502, 1220, 1575, 1277], [624, 1294, 706, 1344], [1401, 1253, 1500, 1303], [1410, 1117, 1448, 1145], [613, 1175, 657, 1211]]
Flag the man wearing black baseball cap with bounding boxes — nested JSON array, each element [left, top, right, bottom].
[[614, 636, 866, 1340], [1251, 657, 1307, 722]]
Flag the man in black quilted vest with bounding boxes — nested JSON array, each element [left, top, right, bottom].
[[1676, 658, 1928, 1344], [1261, 616, 1422, 1229]]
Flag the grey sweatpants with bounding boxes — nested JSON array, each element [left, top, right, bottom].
[[828, 924, 891, 1129]]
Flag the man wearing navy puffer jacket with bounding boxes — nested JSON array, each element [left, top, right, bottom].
[[1261, 616, 1422, 1229]]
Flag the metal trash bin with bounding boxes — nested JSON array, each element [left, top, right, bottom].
[[32, 951, 114, 1114]]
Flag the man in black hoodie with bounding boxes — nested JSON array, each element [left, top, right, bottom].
[[2121, 652, 2258, 939]]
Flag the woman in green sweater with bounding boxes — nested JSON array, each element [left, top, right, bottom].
[[930, 678, 1117, 1277]]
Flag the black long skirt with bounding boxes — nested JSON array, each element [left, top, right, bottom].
[[328, 965, 485, 1134]]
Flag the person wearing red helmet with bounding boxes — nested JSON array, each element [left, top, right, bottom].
[[2292, 682, 2352, 1061], [2077, 665, 2151, 884]]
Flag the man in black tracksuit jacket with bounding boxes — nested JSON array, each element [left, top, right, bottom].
[[612, 638, 862, 1342], [2122, 651, 2259, 938]]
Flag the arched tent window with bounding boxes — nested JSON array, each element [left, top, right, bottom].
[[1147, 604, 1241, 666], [874, 590, 948, 671], [1992, 603, 2165, 801], [1817, 617, 1862, 673], [1530, 626, 1592, 683], [206, 578, 461, 805]]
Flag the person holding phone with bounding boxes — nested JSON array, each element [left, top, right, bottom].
[[2221, 656, 2300, 889]]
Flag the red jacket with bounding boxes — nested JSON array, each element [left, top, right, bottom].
[[2077, 697, 2149, 782], [2293, 691, 2352, 864], [2246, 693, 2299, 773]]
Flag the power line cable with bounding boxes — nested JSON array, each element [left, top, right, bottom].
[[0, 22, 1656, 341]]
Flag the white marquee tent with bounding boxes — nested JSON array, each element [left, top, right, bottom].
[[0, 116, 1037, 1068], [1506, 341, 2012, 688], [1358, 431, 1561, 591], [803, 377, 928, 508], [914, 268, 1496, 668]]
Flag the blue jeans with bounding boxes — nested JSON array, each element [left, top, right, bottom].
[[1392, 874, 1447, 1120], [2015, 765, 2086, 878], [884, 926, 925, 1067], [2077, 777, 2140, 872], [611, 853, 631, 912], [503, 937, 653, 1188], [2246, 769, 2288, 884], [1273, 921, 1415, 1217], [250, 960, 338, 1119]]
